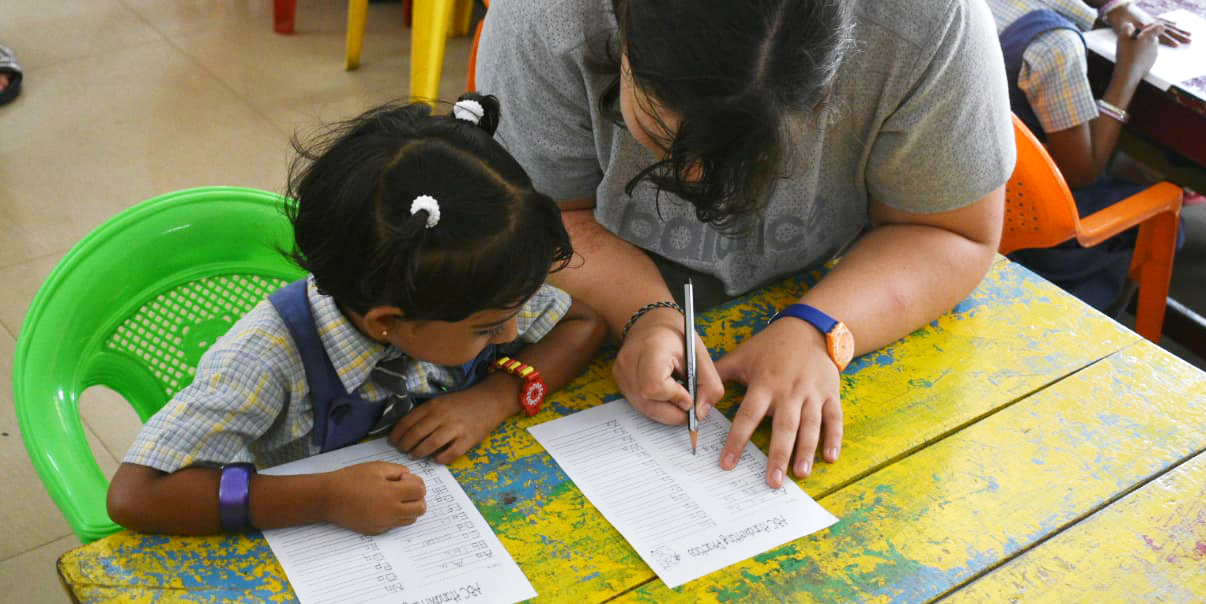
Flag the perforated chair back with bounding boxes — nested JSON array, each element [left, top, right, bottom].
[[1001, 114, 1083, 254], [13, 187, 305, 542]]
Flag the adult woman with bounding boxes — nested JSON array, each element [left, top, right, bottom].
[[478, 0, 1015, 488]]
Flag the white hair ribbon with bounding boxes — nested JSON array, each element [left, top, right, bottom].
[[410, 195, 441, 229], [452, 99, 484, 125]]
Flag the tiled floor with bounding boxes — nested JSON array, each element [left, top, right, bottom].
[[0, 0, 471, 601], [2, 2, 1206, 603]]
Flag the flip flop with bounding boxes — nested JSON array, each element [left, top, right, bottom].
[[0, 44, 23, 106]]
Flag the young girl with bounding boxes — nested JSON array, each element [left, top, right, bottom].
[[987, 0, 1187, 311], [107, 94, 606, 536]]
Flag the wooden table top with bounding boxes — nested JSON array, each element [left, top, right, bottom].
[[57, 257, 1206, 603]]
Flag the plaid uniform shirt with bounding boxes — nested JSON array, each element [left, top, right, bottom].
[[987, 0, 1101, 133], [124, 278, 571, 472]]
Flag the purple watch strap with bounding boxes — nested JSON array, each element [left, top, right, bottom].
[[218, 463, 256, 532]]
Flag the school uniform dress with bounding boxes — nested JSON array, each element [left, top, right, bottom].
[[123, 277, 570, 472]]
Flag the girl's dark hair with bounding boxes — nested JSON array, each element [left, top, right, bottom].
[[599, 0, 852, 232], [286, 93, 573, 321]]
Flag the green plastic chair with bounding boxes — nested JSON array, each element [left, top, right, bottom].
[[13, 187, 306, 542]]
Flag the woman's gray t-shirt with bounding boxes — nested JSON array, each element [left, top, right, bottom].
[[477, 0, 1016, 295]]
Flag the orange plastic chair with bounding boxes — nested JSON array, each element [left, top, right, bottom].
[[1002, 114, 1182, 343], [466, 0, 488, 90]]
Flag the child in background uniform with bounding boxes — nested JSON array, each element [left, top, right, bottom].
[[107, 94, 607, 536], [987, 0, 1181, 310]]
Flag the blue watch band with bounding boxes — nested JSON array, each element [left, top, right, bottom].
[[218, 463, 256, 532], [770, 303, 838, 335]]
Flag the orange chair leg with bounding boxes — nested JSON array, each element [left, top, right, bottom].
[[467, 18, 484, 91], [274, 0, 297, 34], [1129, 210, 1180, 343]]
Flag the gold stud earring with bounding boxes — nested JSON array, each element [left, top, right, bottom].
[[380, 329, 389, 340]]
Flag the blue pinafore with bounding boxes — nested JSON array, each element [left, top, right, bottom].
[[269, 280, 499, 453]]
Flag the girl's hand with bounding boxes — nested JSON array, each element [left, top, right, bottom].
[[388, 375, 517, 464], [713, 318, 842, 489], [1108, 5, 1192, 47], [613, 308, 724, 425], [1115, 21, 1165, 82], [322, 461, 427, 535]]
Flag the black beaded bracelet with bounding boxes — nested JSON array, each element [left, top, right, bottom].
[[621, 301, 684, 341]]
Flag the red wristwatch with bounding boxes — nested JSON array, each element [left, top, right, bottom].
[[492, 356, 546, 416]]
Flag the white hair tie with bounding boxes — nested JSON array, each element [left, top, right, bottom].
[[452, 99, 484, 125], [410, 195, 441, 229]]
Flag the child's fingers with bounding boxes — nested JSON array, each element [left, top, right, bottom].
[[409, 425, 461, 459], [433, 437, 471, 465], [394, 414, 443, 453], [388, 406, 429, 447]]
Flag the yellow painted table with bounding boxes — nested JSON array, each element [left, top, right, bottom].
[[57, 258, 1206, 603]]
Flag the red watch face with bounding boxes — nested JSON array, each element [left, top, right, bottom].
[[520, 374, 546, 415]]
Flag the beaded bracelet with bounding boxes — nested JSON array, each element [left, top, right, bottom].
[[621, 301, 684, 341]]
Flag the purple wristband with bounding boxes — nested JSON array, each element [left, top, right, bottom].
[[218, 463, 256, 532]]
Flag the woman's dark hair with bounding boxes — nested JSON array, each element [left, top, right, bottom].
[[285, 93, 573, 321], [599, 0, 852, 232]]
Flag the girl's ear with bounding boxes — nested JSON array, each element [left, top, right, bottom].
[[361, 306, 406, 342]]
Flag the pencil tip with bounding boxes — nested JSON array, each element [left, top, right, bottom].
[[690, 431, 698, 454]]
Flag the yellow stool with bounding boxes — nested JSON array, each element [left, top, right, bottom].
[[344, 0, 475, 103]]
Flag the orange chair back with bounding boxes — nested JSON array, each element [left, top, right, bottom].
[[1000, 115, 1083, 255]]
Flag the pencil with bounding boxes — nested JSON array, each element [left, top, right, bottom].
[[684, 280, 698, 454]]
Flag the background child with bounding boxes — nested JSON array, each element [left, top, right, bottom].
[[107, 93, 606, 536], [987, 0, 1186, 311]]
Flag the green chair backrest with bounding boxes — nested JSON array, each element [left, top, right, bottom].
[[13, 187, 306, 542]]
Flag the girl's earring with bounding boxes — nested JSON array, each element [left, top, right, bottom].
[[380, 329, 389, 341]]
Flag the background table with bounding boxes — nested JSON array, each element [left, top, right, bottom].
[[57, 257, 1206, 603]]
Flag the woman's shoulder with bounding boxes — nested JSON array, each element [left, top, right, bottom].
[[488, 0, 613, 55]]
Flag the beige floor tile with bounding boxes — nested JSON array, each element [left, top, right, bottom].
[[267, 36, 472, 137], [1, 330, 119, 560], [121, 0, 408, 40], [0, 534, 81, 603], [0, 40, 291, 268], [0, 189, 40, 269], [0, 0, 162, 70], [79, 387, 144, 464], [0, 253, 60, 337], [171, 19, 412, 105]]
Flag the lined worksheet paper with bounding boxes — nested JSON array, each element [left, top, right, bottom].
[[261, 439, 536, 604], [528, 400, 838, 587]]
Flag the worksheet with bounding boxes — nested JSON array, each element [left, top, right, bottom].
[[1085, 10, 1206, 92], [528, 400, 839, 587], [261, 439, 536, 604]]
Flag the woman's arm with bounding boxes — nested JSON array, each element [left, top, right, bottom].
[[107, 461, 427, 535], [710, 187, 1004, 488], [802, 188, 1004, 354], [548, 207, 727, 425]]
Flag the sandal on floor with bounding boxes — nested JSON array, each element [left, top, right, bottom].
[[0, 44, 23, 106]]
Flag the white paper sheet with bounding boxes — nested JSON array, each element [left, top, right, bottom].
[[261, 439, 536, 604], [1085, 10, 1206, 91], [527, 399, 839, 588]]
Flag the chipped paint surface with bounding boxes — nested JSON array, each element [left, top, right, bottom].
[[59, 259, 1199, 604], [615, 341, 1206, 603], [947, 448, 1206, 603]]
